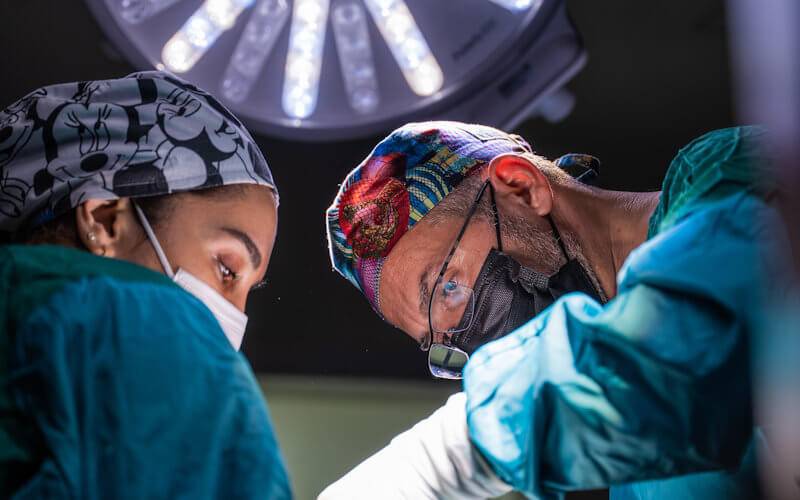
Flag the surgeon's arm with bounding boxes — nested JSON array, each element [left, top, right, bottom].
[[465, 193, 770, 497], [318, 392, 512, 500]]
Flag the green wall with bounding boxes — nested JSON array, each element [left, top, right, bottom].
[[260, 375, 522, 500]]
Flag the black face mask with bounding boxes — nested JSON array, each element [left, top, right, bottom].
[[423, 177, 605, 379], [450, 217, 604, 355]]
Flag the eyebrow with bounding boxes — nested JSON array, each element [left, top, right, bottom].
[[418, 262, 436, 315], [220, 227, 262, 270]]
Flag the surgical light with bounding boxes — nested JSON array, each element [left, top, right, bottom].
[[486, 0, 541, 12], [162, 0, 253, 72], [282, 0, 329, 118], [362, 0, 442, 97], [120, 0, 183, 23], [86, 0, 586, 140], [331, 2, 380, 114], [222, 0, 290, 103]]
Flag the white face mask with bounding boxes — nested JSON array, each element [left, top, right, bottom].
[[133, 202, 249, 351]]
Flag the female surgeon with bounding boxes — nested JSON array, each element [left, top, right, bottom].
[[0, 72, 291, 498]]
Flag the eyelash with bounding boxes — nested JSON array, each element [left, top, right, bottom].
[[443, 270, 460, 286], [215, 256, 269, 291], [216, 258, 239, 284], [251, 278, 269, 290]]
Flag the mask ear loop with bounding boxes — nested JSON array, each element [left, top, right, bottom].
[[488, 181, 503, 253], [486, 171, 564, 262], [547, 215, 570, 262], [132, 201, 176, 279]]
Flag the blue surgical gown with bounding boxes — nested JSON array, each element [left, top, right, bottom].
[[464, 126, 776, 499], [0, 244, 292, 499]]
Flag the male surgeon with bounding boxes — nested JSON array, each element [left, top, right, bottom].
[[321, 122, 777, 499]]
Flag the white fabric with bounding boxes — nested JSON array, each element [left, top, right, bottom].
[[318, 392, 512, 500], [172, 269, 248, 350]]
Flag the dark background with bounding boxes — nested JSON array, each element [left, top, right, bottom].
[[0, 0, 736, 379]]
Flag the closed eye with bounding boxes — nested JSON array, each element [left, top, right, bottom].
[[216, 258, 239, 284]]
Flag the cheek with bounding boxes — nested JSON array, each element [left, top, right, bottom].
[[113, 218, 170, 275], [385, 272, 434, 341], [172, 254, 249, 311], [450, 246, 488, 290], [379, 275, 414, 332], [465, 250, 489, 288], [456, 228, 496, 287], [123, 239, 168, 275], [154, 230, 220, 287], [225, 290, 249, 313]]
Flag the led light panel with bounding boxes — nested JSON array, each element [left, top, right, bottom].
[[485, 0, 540, 11], [331, 2, 380, 114], [363, 0, 443, 96], [90, 0, 583, 140], [120, 0, 183, 24], [282, 0, 330, 119], [162, 0, 253, 73], [221, 0, 290, 102]]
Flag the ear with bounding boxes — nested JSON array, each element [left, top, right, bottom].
[[75, 198, 137, 258], [488, 154, 553, 217]]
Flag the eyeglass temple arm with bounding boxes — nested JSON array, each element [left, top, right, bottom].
[[441, 180, 496, 276], [425, 180, 496, 350], [487, 176, 568, 261]]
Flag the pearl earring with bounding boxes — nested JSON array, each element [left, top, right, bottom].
[[87, 232, 98, 243]]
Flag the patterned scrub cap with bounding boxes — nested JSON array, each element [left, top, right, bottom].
[[325, 121, 534, 314], [554, 153, 601, 184], [0, 70, 277, 234]]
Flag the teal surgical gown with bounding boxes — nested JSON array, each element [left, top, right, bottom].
[[0, 245, 292, 499], [464, 126, 776, 499]]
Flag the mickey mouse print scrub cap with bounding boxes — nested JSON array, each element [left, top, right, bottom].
[[0, 71, 277, 235]]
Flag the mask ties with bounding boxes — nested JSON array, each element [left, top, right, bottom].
[[546, 214, 570, 262], [132, 202, 175, 279]]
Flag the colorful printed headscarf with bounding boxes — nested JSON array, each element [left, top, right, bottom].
[[0, 71, 277, 234], [325, 121, 534, 314]]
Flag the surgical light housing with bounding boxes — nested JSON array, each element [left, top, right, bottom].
[[86, 0, 584, 140]]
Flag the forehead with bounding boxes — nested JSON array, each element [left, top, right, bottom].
[[380, 220, 451, 336], [168, 186, 277, 247]]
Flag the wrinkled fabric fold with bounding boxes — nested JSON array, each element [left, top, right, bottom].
[[464, 126, 776, 499]]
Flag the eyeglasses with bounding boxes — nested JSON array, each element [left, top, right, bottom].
[[422, 179, 502, 379]]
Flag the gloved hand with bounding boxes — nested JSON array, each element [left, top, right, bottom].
[[317, 392, 512, 500]]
